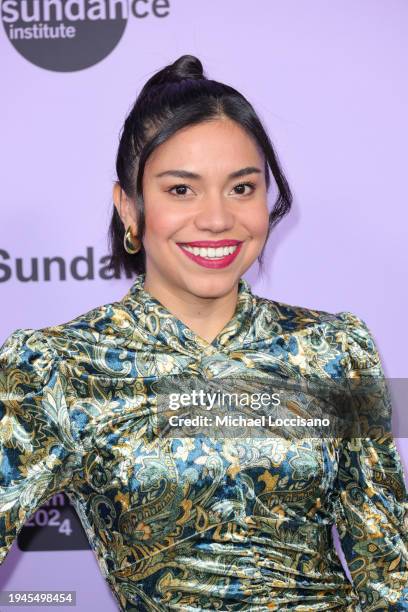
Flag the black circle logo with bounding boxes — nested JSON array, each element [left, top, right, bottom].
[[1, 0, 128, 72]]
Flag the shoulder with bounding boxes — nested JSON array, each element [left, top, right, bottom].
[[251, 291, 346, 333], [252, 293, 381, 371], [332, 310, 383, 372], [254, 291, 372, 335], [34, 298, 133, 351], [0, 297, 134, 372]]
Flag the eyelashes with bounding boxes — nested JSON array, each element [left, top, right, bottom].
[[231, 181, 257, 196], [167, 181, 257, 198]]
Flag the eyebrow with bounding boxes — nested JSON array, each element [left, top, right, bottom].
[[154, 166, 263, 180]]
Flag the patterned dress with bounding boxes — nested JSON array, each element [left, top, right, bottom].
[[1, 273, 408, 611]]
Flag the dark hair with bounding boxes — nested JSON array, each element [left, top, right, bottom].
[[107, 54, 292, 277]]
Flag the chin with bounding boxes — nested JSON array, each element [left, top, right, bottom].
[[183, 274, 238, 296]]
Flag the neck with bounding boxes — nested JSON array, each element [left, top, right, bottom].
[[143, 273, 240, 345]]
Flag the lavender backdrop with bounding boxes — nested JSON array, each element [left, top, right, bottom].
[[1, 1, 407, 610]]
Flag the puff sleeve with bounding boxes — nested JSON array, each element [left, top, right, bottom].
[[0, 328, 84, 565], [334, 311, 408, 609]]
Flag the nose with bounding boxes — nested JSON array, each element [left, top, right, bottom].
[[194, 194, 235, 233]]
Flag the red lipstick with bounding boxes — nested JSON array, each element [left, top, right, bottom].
[[176, 240, 243, 269], [178, 239, 241, 247]]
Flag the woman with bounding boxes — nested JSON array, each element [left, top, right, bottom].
[[1, 55, 407, 611]]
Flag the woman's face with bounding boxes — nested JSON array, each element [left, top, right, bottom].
[[126, 117, 269, 299]]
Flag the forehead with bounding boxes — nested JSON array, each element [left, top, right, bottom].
[[145, 118, 263, 172]]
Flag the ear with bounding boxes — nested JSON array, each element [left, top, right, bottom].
[[113, 182, 138, 236]]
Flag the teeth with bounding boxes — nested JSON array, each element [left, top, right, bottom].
[[182, 245, 238, 259]]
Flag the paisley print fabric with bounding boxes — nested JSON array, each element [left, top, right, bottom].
[[1, 273, 408, 611]]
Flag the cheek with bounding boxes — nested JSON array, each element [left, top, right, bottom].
[[240, 204, 270, 238], [144, 205, 181, 239]]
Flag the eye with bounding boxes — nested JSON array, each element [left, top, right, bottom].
[[232, 182, 256, 196], [166, 181, 256, 198], [167, 184, 192, 197]]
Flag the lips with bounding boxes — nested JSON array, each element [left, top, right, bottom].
[[177, 241, 243, 269], [177, 240, 242, 247]]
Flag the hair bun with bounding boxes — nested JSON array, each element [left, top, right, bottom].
[[142, 54, 205, 91], [169, 55, 204, 81]]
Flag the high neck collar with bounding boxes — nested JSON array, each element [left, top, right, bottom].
[[120, 273, 256, 357]]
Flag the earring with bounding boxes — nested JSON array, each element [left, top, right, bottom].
[[124, 226, 142, 254]]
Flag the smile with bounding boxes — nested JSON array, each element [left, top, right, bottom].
[[176, 241, 243, 269]]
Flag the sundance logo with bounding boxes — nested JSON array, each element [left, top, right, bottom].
[[0, 247, 135, 281], [1, 0, 170, 72]]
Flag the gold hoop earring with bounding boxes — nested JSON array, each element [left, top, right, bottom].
[[124, 226, 141, 254]]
